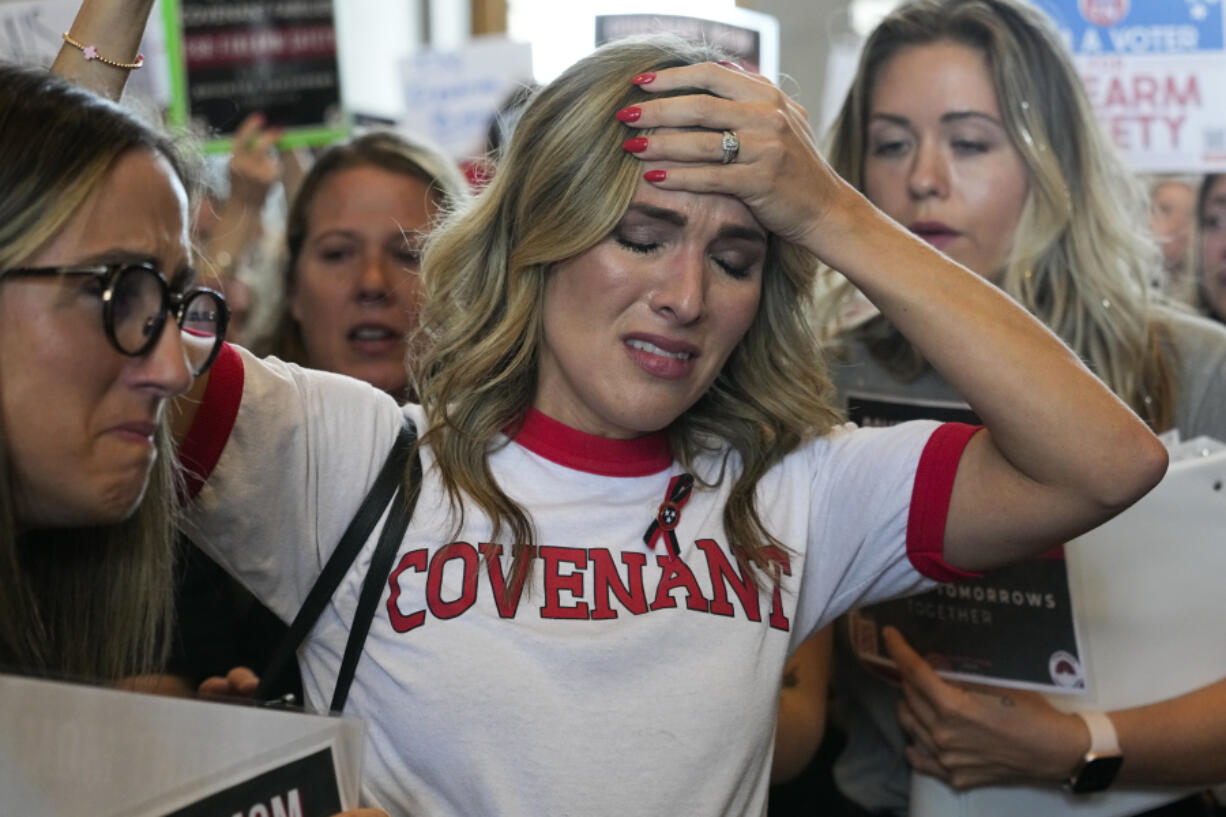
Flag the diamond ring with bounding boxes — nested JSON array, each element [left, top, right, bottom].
[[720, 130, 740, 164]]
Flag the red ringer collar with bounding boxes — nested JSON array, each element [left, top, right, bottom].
[[511, 407, 673, 477]]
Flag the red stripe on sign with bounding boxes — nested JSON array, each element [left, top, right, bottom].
[[184, 25, 336, 69]]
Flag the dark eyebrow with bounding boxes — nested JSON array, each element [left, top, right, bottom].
[[75, 249, 194, 288], [76, 249, 160, 267], [868, 112, 912, 128], [869, 110, 1005, 129], [310, 228, 361, 243], [625, 203, 767, 245], [392, 227, 429, 243], [940, 110, 1005, 128], [626, 202, 687, 227], [716, 225, 767, 245]]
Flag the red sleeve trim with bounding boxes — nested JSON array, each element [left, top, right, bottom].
[[906, 422, 983, 582], [179, 343, 244, 500]]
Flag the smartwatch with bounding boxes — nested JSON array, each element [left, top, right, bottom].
[[1066, 710, 1124, 794]]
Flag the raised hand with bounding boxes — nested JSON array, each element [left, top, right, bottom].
[[618, 61, 856, 256], [226, 113, 284, 208]]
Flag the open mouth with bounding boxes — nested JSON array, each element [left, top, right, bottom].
[[626, 338, 694, 361], [348, 325, 402, 342]]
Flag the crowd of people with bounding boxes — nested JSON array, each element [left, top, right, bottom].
[[3, 0, 1225, 815]]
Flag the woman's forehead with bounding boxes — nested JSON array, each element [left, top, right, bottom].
[[29, 147, 191, 270], [870, 40, 1001, 118], [625, 177, 764, 235]]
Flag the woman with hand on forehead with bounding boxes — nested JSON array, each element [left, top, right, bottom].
[[173, 35, 1164, 815]]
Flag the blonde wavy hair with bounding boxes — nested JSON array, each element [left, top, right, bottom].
[[0, 64, 188, 682], [414, 36, 842, 584], [816, 0, 1175, 430]]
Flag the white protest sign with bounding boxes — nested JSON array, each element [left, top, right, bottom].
[[1037, 0, 1226, 172], [911, 437, 1226, 817], [0, 674, 365, 816], [399, 37, 534, 160]]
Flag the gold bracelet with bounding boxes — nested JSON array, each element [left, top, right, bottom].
[[61, 32, 145, 70]]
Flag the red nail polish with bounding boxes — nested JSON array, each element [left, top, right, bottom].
[[631, 72, 656, 85], [622, 137, 648, 153], [644, 169, 667, 182], [616, 106, 642, 123], [718, 60, 742, 70]]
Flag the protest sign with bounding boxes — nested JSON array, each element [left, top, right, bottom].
[[399, 37, 534, 161], [1038, 0, 1226, 172], [845, 394, 1085, 693], [911, 437, 1226, 817], [161, 0, 346, 152], [594, 7, 780, 81], [0, 674, 364, 816]]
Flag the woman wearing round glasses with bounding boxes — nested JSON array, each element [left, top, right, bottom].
[[0, 63, 228, 683]]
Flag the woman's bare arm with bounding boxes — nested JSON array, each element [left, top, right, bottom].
[[771, 627, 834, 784], [51, 0, 155, 100], [626, 63, 1167, 573]]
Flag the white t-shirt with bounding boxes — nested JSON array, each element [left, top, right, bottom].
[[182, 344, 977, 817]]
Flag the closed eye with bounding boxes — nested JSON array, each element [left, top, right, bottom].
[[951, 139, 990, 155], [78, 275, 106, 298], [870, 139, 910, 157], [318, 246, 354, 263], [616, 235, 661, 254], [713, 257, 752, 280], [393, 248, 421, 266]]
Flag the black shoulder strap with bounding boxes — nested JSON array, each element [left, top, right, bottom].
[[329, 427, 423, 712], [257, 419, 418, 704]]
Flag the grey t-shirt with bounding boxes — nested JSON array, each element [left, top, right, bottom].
[[828, 306, 1226, 814]]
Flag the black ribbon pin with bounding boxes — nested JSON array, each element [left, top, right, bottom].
[[643, 473, 694, 559]]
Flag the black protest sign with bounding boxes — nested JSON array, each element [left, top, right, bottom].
[[163, 0, 346, 150], [161, 747, 342, 817], [847, 394, 1085, 690], [596, 14, 763, 74]]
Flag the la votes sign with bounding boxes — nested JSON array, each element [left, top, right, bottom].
[[1036, 0, 1226, 171]]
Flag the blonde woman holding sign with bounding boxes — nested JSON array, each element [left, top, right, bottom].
[[812, 2, 1226, 816]]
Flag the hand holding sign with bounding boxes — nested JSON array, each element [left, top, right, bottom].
[[197, 665, 261, 700], [884, 627, 1089, 789]]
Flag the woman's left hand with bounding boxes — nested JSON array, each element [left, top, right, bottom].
[[620, 62, 853, 256], [883, 626, 1088, 789]]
